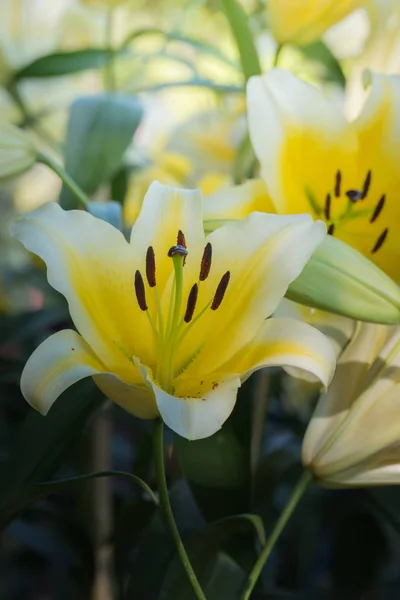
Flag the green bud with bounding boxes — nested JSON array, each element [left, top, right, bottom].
[[0, 121, 37, 181], [287, 235, 400, 324]]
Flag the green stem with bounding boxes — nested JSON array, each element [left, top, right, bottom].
[[241, 469, 313, 600], [152, 420, 207, 600], [37, 152, 90, 209], [7, 82, 61, 153]]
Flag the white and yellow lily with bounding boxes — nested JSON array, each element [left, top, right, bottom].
[[11, 182, 335, 440], [247, 69, 400, 284], [303, 322, 400, 486], [268, 0, 365, 46]]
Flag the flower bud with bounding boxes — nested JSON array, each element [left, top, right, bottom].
[[0, 121, 37, 181], [287, 234, 400, 324]]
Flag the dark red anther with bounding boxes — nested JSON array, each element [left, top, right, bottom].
[[134, 270, 147, 311], [200, 243, 212, 281], [372, 228, 388, 254], [211, 271, 230, 311], [146, 246, 156, 287], [184, 284, 199, 323]]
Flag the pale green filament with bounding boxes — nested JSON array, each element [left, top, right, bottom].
[[156, 254, 186, 393]]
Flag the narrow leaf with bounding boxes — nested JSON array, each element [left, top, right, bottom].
[[60, 94, 143, 209], [219, 0, 262, 82], [14, 49, 118, 79]]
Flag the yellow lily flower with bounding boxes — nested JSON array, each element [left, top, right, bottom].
[[247, 69, 400, 283], [10, 182, 335, 440], [303, 322, 400, 486], [268, 0, 365, 46]]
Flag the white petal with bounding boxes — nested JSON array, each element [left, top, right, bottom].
[[177, 212, 326, 378], [302, 322, 390, 466], [203, 179, 275, 232], [93, 373, 158, 419], [130, 181, 205, 292], [246, 69, 353, 212], [10, 201, 150, 380], [138, 362, 241, 440], [21, 329, 107, 414], [224, 317, 336, 388]]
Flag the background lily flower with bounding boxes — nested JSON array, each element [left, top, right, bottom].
[[303, 322, 400, 487], [247, 68, 400, 283], [268, 0, 365, 46], [10, 182, 335, 440]]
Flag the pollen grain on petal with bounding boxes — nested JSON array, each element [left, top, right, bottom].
[[200, 242, 212, 281], [146, 246, 156, 287], [134, 270, 148, 311], [372, 228, 389, 254], [184, 283, 199, 323], [211, 271, 231, 311]]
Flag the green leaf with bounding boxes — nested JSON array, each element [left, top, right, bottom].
[[212, 513, 266, 547], [30, 469, 158, 506], [297, 40, 346, 87], [0, 379, 103, 529], [219, 0, 261, 82], [87, 200, 123, 230], [159, 512, 259, 599], [13, 49, 119, 80], [60, 94, 143, 209], [174, 424, 247, 490], [160, 551, 246, 600]]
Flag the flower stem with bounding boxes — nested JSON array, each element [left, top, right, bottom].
[[241, 468, 313, 600], [152, 420, 207, 600], [37, 152, 90, 209]]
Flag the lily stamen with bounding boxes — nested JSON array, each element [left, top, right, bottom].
[[146, 246, 156, 287], [184, 284, 199, 323], [370, 194, 386, 223], [361, 169, 372, 199], [200, 243, 212, 281], [134, 270, 148, 311], [372, 228, 389, 254], [177, 229, 187, 248], [324, 193, 331, 221], [211, 271, 231, 310], [334, 170, 341, 197]]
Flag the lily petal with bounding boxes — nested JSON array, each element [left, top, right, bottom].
[[20, 329, 108, 414], [93, 373, 158, 419], [177, 212, 326, 378], [130, 181, 205, 292], [203, 179, 276, 233], [139, 363, 241, 440], [223, 317, 336, 388], [268, 0, 364, 45], [247, 68, 357, 213], [302, 323, 391, 467], [10, 202, 153, 378]]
